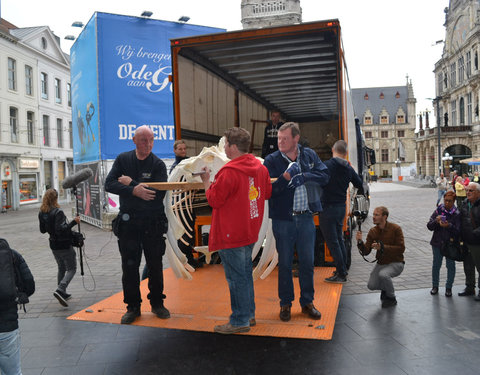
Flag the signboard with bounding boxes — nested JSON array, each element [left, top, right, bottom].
[[76, 162, 102, 227], [71, 12, 223, 164]]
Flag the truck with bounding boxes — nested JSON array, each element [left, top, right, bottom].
[[169, 19, 375, 267]]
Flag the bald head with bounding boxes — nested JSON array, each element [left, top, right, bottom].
[[133, 126, 154, 160]]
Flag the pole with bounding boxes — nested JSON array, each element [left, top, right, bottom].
[[73, 185, 84, 276]]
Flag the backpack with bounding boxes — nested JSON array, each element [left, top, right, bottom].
[[0, 238, 29, 311]]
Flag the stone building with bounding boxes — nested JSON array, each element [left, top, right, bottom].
[[0, 19, 73, 211], [421, 0, 480, 177], [241, 0, 302, 29], [352, 82, 417, 178]]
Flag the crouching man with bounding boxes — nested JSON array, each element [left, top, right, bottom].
[[356, 206, 405, 308]]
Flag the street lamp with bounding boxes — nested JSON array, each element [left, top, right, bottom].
[[442, 152, 453, 175]]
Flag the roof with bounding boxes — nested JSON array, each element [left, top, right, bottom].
[[352, 86, 409, 124], [9, 26, 46, 40], [172, 20, 342, 122]]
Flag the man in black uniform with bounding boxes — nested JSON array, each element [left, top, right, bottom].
[[105, 125, 170, 324], [261, 110, 284, 159]]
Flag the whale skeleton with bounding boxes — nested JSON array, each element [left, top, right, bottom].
[[147, 137, 278, 281]]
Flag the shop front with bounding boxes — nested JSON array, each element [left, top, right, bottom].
[[19, 158, 40, 205]]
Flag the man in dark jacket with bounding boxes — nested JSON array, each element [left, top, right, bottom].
[[261, 110, 283, 158], [169, 139, 188, 174], [319, 140, 364, 283], [264, 122, 329, 322], [105, 125, 170, 324], [0, 240, 35, 375], [458, 182, 480, 299]]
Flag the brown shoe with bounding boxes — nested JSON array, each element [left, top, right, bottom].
[[279, 305, 291, 322], [301, 303, 321, 320]]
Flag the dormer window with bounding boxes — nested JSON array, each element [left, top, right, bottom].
[[364, 93, 369, 100], [395, 91, 400, 99], [379, 92, 384, 99], [396, 115, 405, 124], [364, 116, 372, 125]]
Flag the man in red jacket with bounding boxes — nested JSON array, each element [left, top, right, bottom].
[[200, 127, 272, 334]]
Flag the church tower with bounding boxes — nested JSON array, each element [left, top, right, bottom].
[[241, 0, 302, 29]]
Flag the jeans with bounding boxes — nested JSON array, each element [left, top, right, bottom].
[[463, 244, 480, 290], [432, 245, 455, 288], [436, 190, 446, 206], [52, 247, 77, 293], [219, 244, 255, 327], [0, 329, 21, 375], [367, 262, 404, 298], [318, 204, 347, 277], [118, 217, 166, 309], [272, 213, 316, 307]]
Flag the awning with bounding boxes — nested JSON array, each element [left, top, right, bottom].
[[459, 157, 480, 165]]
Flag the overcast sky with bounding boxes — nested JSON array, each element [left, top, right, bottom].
[[3, 0, 449, 125]]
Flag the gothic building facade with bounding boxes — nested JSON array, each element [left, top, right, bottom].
[[352, 82, 417, 178], [420, 0, 480, 177], [241, 0, 302, 29]]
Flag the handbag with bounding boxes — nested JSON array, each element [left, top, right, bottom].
[[440, 238, 467, 261], [71, 230, 85, 248]]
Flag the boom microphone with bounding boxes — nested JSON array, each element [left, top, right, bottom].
[[62, 168, 93, 189]]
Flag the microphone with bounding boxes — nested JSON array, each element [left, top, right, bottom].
[[62, 168, 93, 189]]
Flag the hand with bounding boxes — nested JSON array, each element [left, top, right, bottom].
[[286, 162, 301, 177], [200, 167, 211, 190], [439, 220, 449, 228], [372, 242, 381, 251], [356, 231, 362, 241], [74, 216, 80, 224], [288, 173, 305, 188], [435, 215, 442, 223], [133, 183, 156, 201], [118, 175, 132, 186]]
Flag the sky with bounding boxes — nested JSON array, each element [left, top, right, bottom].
[[2, 0, 450, 125]]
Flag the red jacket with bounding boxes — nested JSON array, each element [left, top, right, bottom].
[[206, 154, 272, 252]]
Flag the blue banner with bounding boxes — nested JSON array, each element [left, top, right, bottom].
[[70, 15, 100, 164], [96, 13, 223, 159]]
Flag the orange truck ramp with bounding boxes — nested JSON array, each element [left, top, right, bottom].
[[68, 265, 342, 340]]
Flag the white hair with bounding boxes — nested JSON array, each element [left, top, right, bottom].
[[468, 182, 480, 191]]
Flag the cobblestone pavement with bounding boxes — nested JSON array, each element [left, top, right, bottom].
[[0, 182, 450, 319]]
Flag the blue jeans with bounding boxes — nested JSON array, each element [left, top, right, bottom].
[[219, 244, 255, 327], [318, 204, 347, 277], [436, 190, 446, 205], [432, 245, 455, 288], [272, 213, 316, 307], [0, 329, 21, 375]]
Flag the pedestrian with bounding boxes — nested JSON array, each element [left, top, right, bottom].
[[1, 188, 6, 213], [458, 182, 480, 299], [200, 127, 271, 334], [356, 206, 405, 308], [455, 176, 466, 208], [0, 239, 35, 375], [170, 139, 188, 174], [426, 191, 460, 297], [264, 122, 330, 322], [451, 170, 459, 192], [318, 140, 363, 283], [38, 188, 79, 307], [105, 125, 170, 324], [261, 110, 284, 158], [462, 173, 470, 186], [473, 171, 479, 183], [435, 172, 449, 206]]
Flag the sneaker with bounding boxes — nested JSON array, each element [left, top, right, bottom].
[[214, 322, 250, 334], [64, 293, 72, 301], [301, 303, 321, 320], [324, 274, 347, 284], [279, 305, 291, 322], [152, 305, 170, 319], [381, 296, 397, 308], [121, 307, 141, 324], [53, 290, 68, 307], [458, 288, 475, 296]]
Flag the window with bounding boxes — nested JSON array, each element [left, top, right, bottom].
[[25, 65, 33, 95], [69, 121, 73, 149], [10, 107, 18, 143], [438, 72, 443, 93], [67, 83, 71, 107], [8, 58, 16, 91], [380, 115, 388, 124], [450, 62, 456, 87], [56, 118, 63, 148], [55, 78, 61, 104], [458, 56, 464, 83], [460, 97, 465, 125], [364, 131, 372, 138], [451, 100, 457, 126], [41, 72, 48, 99], [381, 130, 388, 138], [467, 92, 472, 125], [27, 111, 34, 145], [381, 149, 389, 162], [364, 116, 372, 125], [397, 130, 405, 138], [396, 115, 405, 124], [467, 51, 472, 77], [43, 115, 50, 146]]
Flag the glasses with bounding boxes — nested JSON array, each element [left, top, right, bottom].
[[466, 189, 476, 192]]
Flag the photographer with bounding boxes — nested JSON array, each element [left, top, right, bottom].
[[356, 206, 405, 308]]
